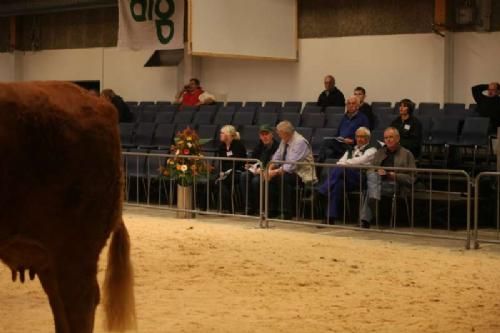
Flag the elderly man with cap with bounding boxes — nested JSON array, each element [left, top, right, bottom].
[[239, 124, 279, 215]]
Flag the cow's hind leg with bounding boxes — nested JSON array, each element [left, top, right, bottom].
[[38, 259, 99, 333], [37, 268, 71, 333]]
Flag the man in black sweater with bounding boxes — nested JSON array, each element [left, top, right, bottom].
[[354, 86, 375, 129], [317, 75, 345, 107], [472, 82, 500, 134], [239, 124, 279, 215]]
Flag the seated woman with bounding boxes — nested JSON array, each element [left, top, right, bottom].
[[216, 125, 247, 212], [390, 98, 422, 158]]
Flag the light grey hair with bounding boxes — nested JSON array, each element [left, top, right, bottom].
[[385, 127, 400, 137], [355, 126, 371, 138], [276, 120, 295, 134]]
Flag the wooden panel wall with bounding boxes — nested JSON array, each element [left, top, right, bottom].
[[299, 0, 435, 38], [0, 0, 499, 52]]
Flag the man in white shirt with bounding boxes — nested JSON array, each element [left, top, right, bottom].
[[317, 127, 378, 224]]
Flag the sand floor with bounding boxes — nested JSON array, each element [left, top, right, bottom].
[[1, 208, 500, 333]]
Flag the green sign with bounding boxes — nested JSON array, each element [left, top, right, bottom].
[[129, 0, 176, 44]]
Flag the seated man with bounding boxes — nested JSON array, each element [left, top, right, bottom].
[[317, 127, 378, 224], [360, 127, 416, 228], [390, 98, 422, 158], [267, 121, 317, 219], [175, 78, 204, 107], [472, 82, 500, 134], [317, 75, 345, 107], [239, 124, 279, 215], [318, 95, 370, 161], [354, 86, 375, 130]]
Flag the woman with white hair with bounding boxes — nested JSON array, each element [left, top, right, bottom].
[[216, 125, 247, 212]]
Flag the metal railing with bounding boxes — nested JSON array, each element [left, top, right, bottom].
[[264, 160, 472, 249], [122, 151, 473, 249], [122, 151, 266, 226], [473, 171, 500, 249]]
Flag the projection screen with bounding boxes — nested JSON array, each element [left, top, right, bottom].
[[189, 0, 297, 61]]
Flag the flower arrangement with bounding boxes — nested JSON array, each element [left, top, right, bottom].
[[160, 127, 211, 186]]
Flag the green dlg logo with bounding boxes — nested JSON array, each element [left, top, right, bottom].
[[130, 0, 176, 44]]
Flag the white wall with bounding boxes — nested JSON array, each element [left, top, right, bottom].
[[0, 31, 498, 104], [0, 53, 15, 82], [452, 31, 500, 105], [102, 48, 178, 102], [0, 48, 178, 101], [201, 33, 445, 104]]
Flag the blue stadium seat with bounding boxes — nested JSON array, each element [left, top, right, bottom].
[[232, 110, 256, 126], [173, 111, 194, 124], [213, 111, 235, 126], [417, 102, 440, 116], [155, 112, 175, 124], [325, 113, 344, 128], [301, 113, 325, 128], [279, 112, 301, 127], [302, 105, 323, 114], [256, 112, 278, 126], [152, 123, 175, 149]]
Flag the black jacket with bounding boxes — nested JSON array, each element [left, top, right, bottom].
[[217, 139, 247, 172], [390, 116, 423, 158], [251, 139, 279, 166], [317, 87, 345, 107], [359, 103, 375, 130], [472, 84, 500, 133], [111, 95, 133, 123]]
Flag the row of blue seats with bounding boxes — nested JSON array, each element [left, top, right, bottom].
[[126, 100, 478, 116], [119, 116, 490, 159], [119, 122, 337, 156], [129, 109, 347, 129]]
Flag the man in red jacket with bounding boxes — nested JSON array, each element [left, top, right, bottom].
[[176, 78, 204, 107]]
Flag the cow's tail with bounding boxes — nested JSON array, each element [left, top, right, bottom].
[[103, 220, 137, 331]]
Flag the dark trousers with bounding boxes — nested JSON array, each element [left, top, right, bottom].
[[239, 171, 262, 214], [268, 172, 301, 219], [318, 168, 363, 220], [318, 139, 349, 162], [217, 172, 241, 212]]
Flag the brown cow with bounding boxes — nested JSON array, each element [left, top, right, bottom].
[[0, 81, 136, 333]]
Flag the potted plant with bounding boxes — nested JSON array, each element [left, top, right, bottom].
[[160, 127, 211, 218]]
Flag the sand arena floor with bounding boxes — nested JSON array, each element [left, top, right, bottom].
[[1, 207, 500, 333]]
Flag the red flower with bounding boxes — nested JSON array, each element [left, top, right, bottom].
[[183, 149, 190, 155]]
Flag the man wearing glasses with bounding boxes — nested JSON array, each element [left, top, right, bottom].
[[317, 127, 378, 224]]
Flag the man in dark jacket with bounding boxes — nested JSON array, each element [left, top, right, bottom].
[[354, 86, 375, 130], [318, 95, 370, 161], [240, 124, 279, 215], [317, 75, 345, 107], [390, 98, 422, 158], [472, 82, 500, 134], [360, 127, 416, 228]]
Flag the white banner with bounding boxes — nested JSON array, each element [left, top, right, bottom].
[[118, 0, 184, 50]]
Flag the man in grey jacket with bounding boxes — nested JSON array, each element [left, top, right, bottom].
[[360, 127, 416, 228]]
